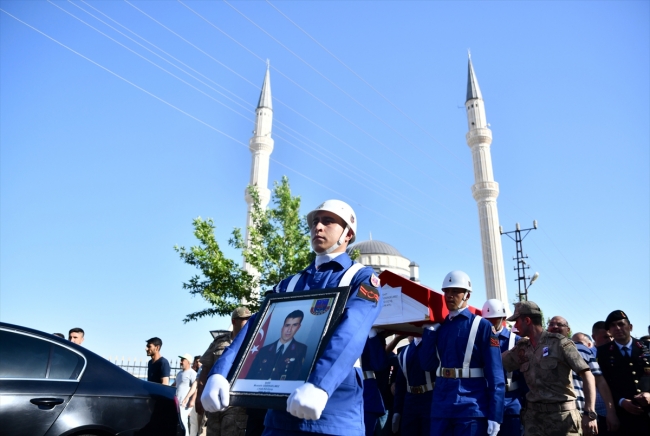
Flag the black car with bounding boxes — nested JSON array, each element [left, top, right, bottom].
[[0, 322, 185, 436]]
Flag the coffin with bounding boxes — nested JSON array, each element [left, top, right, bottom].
[[373, 270, 482, 335]]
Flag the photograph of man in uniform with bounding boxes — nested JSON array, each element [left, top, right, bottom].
[[246, 310, 308, 381]]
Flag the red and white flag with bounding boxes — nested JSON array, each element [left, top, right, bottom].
[[238, 307, 273, 378]]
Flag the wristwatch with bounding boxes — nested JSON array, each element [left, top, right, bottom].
[[582, 411, 598, 420]]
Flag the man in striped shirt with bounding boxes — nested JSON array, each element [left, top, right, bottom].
[[547, 317, 619, 434]]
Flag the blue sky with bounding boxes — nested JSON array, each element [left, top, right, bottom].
[[1, 0, 648, 362]]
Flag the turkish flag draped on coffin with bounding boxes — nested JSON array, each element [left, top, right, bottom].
[[373, 270, 481, 335]]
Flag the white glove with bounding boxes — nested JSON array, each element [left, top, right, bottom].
[[487, 420, 500, 436], [391, 412, 401, 433], [423, 323, 441, 331], [200, 374, 230, 412], [286, 382, 328, 420]]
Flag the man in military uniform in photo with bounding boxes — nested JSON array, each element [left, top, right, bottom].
[[246, 310, 308, 381], [596, 310, 650, 435], [202, 199, 383, 436], [197, 307, 252, 436], [502, 301, 598, 436]]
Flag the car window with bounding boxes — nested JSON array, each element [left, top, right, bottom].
[[0, 330, 84, 380], [0, 330, 50, 378], [49, 343, 84, 380]]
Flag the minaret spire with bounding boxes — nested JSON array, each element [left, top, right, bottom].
[[244, 66, 274, 275], [257, 61, 272, 110], [464, 53, 509, 309], [466, 51, 483, 102]]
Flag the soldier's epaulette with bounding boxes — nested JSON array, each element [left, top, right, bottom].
[[634, 340, 650, 358]]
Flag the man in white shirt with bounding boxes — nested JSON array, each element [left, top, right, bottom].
[[175, 353, 198, 434]]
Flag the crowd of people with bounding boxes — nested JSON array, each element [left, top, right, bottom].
[[143, 199, 649, 436]]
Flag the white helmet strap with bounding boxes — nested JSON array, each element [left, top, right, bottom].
[[321, 225, 350, 255]]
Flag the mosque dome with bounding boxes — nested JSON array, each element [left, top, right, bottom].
[[348, 239, 414, 280], [349, 240, 403, 257]]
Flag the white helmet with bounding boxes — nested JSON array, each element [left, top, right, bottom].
[[481, 299, 506, 319], [306, 200, 357, 253], [441, 270, 472, 292]]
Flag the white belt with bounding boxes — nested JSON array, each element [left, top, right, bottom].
[[400, 343, 434, 392], [436, 315, 484, 379], [362, 371, 375, 380], [436, 367, 485, 378], [354, 358, 361, 368]]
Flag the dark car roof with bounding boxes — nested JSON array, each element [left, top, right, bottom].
[[0, 322, 175, 398]]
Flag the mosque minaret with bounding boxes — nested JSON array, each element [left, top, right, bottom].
[[244, 65, 273, 273], [464, 53, 509, 305]]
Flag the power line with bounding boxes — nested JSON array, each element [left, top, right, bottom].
[[225, 0, 463, 182], [3, 5, 604, 304], [77, 0, 252, 109], [264, 0, 467, 168], [0, 7, 486, 267], [177, 0, 460, 194], [120, 0, 469, 217], [61, 0, 465, 221]]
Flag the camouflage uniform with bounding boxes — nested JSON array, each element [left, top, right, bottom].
[[502, 330, 589, 436], [199, 332, 248, 436]]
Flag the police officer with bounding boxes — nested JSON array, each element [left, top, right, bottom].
[[201, 200, 383, 436], [481, 299, 525, 436], [596, 310, 650, 435], [420, 271, 505, 436], [502, 301, 598, 436], [393, 336, 435, 435]]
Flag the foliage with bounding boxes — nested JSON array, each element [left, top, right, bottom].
[[174, 177, 312, 322], [230, 176, 312, 291]]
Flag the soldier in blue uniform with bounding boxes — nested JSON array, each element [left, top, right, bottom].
[[361, 329, 389, 436], [420, 271, 505, 436], [481, 299, 525, 436], [201, 199, 383, 436], [393, 336, 435, 435]]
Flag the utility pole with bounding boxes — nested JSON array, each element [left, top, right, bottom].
[[500, 221, 539, 301]]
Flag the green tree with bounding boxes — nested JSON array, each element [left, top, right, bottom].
[[174, 176, 312, 322]]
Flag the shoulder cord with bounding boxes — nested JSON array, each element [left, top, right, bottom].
[[286, 262, 365, 292]]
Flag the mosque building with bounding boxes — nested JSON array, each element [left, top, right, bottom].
[[347, 237, 420, 283], [243, 56, 509, 305]]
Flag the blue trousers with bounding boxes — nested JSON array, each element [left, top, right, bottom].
[[430, 417, 488, 436], [499, 414, 521, 436], [401, 410, 431, 435], [364, 411, 382, 436], [262, 429, 336, 436]]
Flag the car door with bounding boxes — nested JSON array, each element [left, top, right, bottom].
[[0, 329, 86, 436]]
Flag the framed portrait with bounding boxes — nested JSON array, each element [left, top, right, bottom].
[[226, 287, 351, 410]]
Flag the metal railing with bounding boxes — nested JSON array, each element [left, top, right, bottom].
[[106, 356, 182, 384]]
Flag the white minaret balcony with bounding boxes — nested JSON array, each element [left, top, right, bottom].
[[465, 128, 492, 145]]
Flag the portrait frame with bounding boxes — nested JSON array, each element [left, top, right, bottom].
[[226, 286, 351, 410]]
